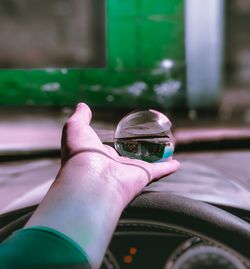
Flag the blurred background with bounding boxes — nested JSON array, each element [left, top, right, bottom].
[[1, 4, 250, 269], [0, 0, 249, 154], [0, 0, 250, 225]]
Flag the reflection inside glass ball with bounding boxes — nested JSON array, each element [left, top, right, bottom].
[[114, 110, 174, 162]]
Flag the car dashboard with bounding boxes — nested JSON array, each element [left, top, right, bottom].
[[0, 150, 250, 269]]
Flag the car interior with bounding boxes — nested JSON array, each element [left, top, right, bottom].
[[0, 1, 249, 268]]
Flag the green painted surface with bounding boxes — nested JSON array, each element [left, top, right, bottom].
[[139, 19, 184, 67], [0, 0, 185, 108]]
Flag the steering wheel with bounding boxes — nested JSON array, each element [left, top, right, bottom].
[[121, 192, 250, 260], [1, 192, 250, 267]]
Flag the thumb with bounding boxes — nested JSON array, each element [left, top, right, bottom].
[[70, 103, 92, 125]]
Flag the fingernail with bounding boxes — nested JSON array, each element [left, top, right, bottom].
[[76, 103, 84, 110]]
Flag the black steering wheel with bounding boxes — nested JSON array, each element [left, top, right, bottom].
[[1, 192, 250, 267]]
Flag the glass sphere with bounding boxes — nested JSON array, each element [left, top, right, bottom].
[[114, 110, 174, 162]]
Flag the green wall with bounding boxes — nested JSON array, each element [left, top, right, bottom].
[[0, 0, 185, 108]]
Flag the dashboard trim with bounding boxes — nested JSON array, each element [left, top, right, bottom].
[[117, 219, 250, 267]]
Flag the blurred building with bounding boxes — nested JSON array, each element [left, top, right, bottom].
[[226, 0, 250, 86]]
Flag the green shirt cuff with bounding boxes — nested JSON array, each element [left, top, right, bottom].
[[0, 226, 91, 269]]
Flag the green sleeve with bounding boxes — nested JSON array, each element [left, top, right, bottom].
[[0, 226, 91, 269]]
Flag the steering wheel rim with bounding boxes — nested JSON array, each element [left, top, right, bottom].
[[121, 192, 250, 265], [1, 192, 250, 265]]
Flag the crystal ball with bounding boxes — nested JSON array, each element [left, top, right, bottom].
[[114, 110, 174, 162]]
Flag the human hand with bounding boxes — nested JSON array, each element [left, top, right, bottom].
[[61, 103, 180, 205], [26, 103, 180, 268]]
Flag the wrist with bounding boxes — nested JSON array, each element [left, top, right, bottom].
[[57, 152, 127, 268], [61, 151, 128, 208], [27, 151, 127, 268]]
